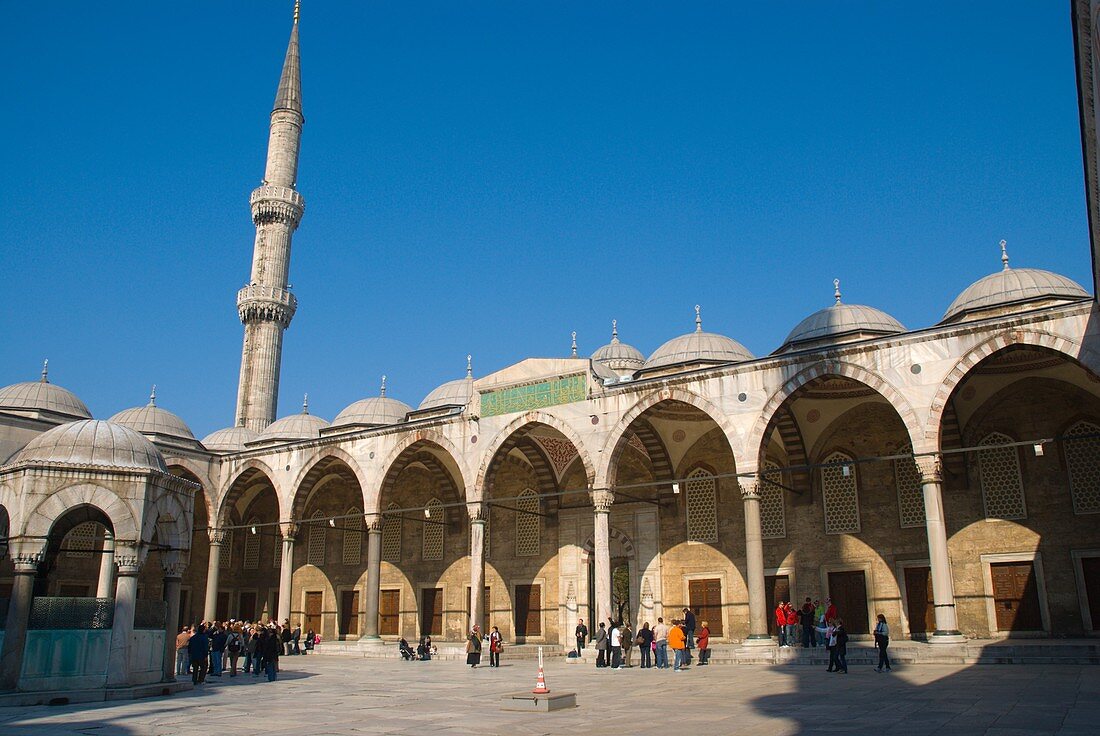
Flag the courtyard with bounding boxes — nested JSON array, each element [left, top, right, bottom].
[[1, 655, 1098, 736]]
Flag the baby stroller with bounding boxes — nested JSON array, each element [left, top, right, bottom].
[[399, 638, 416, 661]]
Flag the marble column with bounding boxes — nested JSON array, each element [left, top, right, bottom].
[[277, 523, 297, 625], [106, 549, 142, 688], [917, 457, 965, 642], [360, 514, 383, 643], [591, 490, 614, 626], [0, 548, 44, 690], [741, 479, 772, 644], [202, 529, 224, 621], [96, 530, 116, 598], [161, 556, 185, 683], [468, 504, 487, 634]]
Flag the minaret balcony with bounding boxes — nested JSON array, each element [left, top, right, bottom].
[[237, 285, 298, 327], [250, 185, 305, 227]]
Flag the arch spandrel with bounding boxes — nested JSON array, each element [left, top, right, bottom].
[[474, 411, 596, 499], [371, 430, 467, 514]]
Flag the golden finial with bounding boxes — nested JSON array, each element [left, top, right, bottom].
[[293, 0, 301, 24]]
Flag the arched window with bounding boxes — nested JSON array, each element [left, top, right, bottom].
[[382, 503, 402, 561], [894, 446, 925, 528], [343, 508, 363, 564], [515, 489, 540, 556], [760, 460, 786, 539], [1065, 420, 1100, 514], [243, 517, 260, 570], [423, 498, 444, 560], [685, 468, 718, 543], [307, 511, 326, 566], [220, 528, 234, 569], [821, 451, 860, 534], [64, 521, 101, 558], [978, 432, 1026, 520]]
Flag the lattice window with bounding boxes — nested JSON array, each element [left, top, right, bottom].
[[894, 447, 926, 528], [273, 529, 282, 568], [382, 503, 402, 561], [685, 468, 718, 543], [515, 489, 540, 556], [978, 433, 1026, 520], [1065, 420, 1100, 514], [343, 509, 363, 564], [821, 452, 860, 534], [760, 461, 786, 539], [64, 521, 100, 558], [423, 498, 444, 560], [243, 518, 260, 570], [220, 529, 234, 569], [308, 511, 326, 566], [484, 506, 491, 558]]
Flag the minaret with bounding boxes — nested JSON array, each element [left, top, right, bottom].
[[235, 2, 305, 431]]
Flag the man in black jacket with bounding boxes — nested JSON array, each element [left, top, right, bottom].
[[574, 618, 588, 656], [262, 627, 282, 681], [187, 624, 210, 685], [682, 608, 696, 665]]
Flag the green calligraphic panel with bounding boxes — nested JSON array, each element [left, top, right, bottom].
[[480, 374, 587, 417]]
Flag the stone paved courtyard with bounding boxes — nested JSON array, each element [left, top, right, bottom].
[[1, 655, 1098, 736]]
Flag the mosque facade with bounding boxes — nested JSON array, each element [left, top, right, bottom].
[[3, 8, 1100, 679]]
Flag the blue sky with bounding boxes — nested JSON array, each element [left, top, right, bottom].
[[0, 1, 1092, 438]]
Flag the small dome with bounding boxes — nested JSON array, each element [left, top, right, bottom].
[[0, 363, 91, 420], [644, 306, 754, 370], [334, 397, 411, 426], [257, 405, 330, 442], [202, 425, 259, 452], [942, 242, 1090, 324], [109, 388, 194, 440], [14, 419, 167, 472], [592, 320, 644, 376], [779, 282, 905, 352], [419, 357, 475, 411]]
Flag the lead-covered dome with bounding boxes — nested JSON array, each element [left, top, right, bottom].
[[942, 242, 1090, 324], [14, 419, 167, 472], [0, 363, 91, 421], [644, 306, 754, 371], [420, 358, 475, 411], [333, 376, 411, 426], [109, 388, 194, 440], [778, 282, 905, 353], [202, 425, 259, 452], [592, 320, 644, 376], [256, 397, 329, 442]]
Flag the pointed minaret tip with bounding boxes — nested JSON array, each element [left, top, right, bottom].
[[1000, 239, 1010, 271], [294, 0, 301, 24], [273, 3, 303, 114], [149, 385, 157, 407], [302, 393, 309, 414], [571, 331, 578, 357], [466, 354, 473, 379], [694, 305, 703, 332], [380, 375, 387, 398], [834, 278, 842, 305], [40, 359, 49, 383], [611, 319, 619, 343]]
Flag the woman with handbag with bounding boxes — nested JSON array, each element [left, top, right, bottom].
[[873, 613, 891, 672], [636, 622, 654, 668], [466, 624, 482, 668], [488, 626, 503, 667]]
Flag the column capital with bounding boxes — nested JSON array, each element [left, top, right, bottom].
[[365, 513, 383, 533], [740, 481, 762, 501], [915, 455, 943, 484], [467, 502, 488, 523], [590, 489, 615, 513], [115, 556, 143, 576], [280, 521, 299, 541], [161, 551, 187, 579], [207, 528, 228, 545], [11, 551, 44, 574]]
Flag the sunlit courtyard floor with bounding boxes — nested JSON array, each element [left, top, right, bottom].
[[2, 654, 1099, 735]]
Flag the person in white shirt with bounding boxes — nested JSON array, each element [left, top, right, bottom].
[[609, 622, 623, 669]]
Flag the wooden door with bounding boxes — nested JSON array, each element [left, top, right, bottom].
[[304, 591, 324, 635], [990, 562, 1042, 631], [380, 590, 400, 635], [765, 575, 790, 635], [828, 571, 869, 634], [688, 578, 724, 636], [421, 588, 443, 636], [239, 591, 257, 621], [515, 584, 542, 637], [216, 591, 230, 622], [340, 589, 360, 638], [1083, 557, 1100, 631], [904, 566, 936, 635]]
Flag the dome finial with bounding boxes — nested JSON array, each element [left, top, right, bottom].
[[834, 278, 842, 305], [380, 375, 387, 398], [571, 331, 578, 357], [466, 354, 473, 379], [293, 0, 301, 24], [1000, 239, 1009, 271], [694, 305, 703, 332], [40, 359, 49, 383], [302, 393, 309, 414], [149, 385, 157, 407], [611, 319, 619, 343]]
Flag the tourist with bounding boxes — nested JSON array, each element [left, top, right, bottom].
[[593, 622, 608, 667], [682, 607, 696, 664], [697, 620, 711, 666], [653, 617, 670, 669], [399, 637, 415, 660], [824, 598, 838, 623], [621, 621, 634, 668], [874, 613, 891, 672], [489, 625, 503, 667], [244, 626, 259, 675], [609, 620, 623, 669], [784, 601, 798, 648], [814, 599, 826, 628], [262, 626, 281, 681], [833, 619, 849, 674], [775, 602, 787, 646], [466, 625, 483, 668], [305, 628, 316, 654], [669, 619, 687, 671], [575, 618, 588, 655], [209, 622, 227, 676], [226, 623, 244, 676], [637, 622, 653, 668], [187, 624, 210, 685], [281, 620, 293, 656], [293, 622, 302, 655], [175, 625, 191, 677], [816, 619, 838, 672], [799, 598, 816, 647]]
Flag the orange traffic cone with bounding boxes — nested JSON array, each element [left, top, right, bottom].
[[532, 665, 550, 694]]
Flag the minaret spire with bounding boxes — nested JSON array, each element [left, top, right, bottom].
[[234, 5, 307, 432]]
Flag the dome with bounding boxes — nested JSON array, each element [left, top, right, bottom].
[[202, 425, 259, 452], [591, 320, 644, 376], [257, 397, 329, 442], [942, 243, 1090, 324], [419, 357, 475, 411], [334, 376, 411, 426], [778, 283, 905, 352], [109, 389, 194, 440], [0, 364, 91, 420], [14, 419, 167, 472], [644, 307, 754, 370]]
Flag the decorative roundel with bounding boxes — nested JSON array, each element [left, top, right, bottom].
[[910, 364, 922, 375], [591, 415, 600, 425], [806, 409, 821, 424], [471, 435, 478, 444], [738, 392, 748, 402], [672, 429, 687, 443]]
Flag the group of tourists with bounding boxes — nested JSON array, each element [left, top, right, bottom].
[[464, 624, 505, 667], [399, 635, 437, 661], [175, 619, 317, 685], [773, 596, 892, 674], [576, 608, 711, 672]]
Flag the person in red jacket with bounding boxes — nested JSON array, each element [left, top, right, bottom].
[[825, 597, 838, 624], [697, 621, 711, 665], [775, 602, 788, 647], [784, 602, 799, 648]]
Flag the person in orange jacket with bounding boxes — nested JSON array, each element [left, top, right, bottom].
[[669, 619, 688, 671], [775, 602, 788, 647]]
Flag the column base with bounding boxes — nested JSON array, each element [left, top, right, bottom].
[[928, 631, 967, 645], [357, 635, 385, 646], [740, 635, 777, 647]]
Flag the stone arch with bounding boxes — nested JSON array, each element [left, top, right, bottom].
[[745, 360, 923, 474], [22, 482, 140, 542], [289, 449, 367, 522], [142, 490, 193, 553], [580, 526, 636, 565], [164, 456, 214, 496], [924, 329, 1100, 452], [370, 430, 467, 513], [217, 459, 282, 526], [474, 411, 596, 499], [168, 464, 215, 523], [596, 387, 743, 489], [757, 405, 811, 494], [289, 447, 368, 510]]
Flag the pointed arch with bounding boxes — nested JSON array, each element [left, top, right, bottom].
[[371, 430, 466, 514], [218, 458, 283, 525], [23, 482, 140, 542], [475, 411, 596, 498], [289, 447, 368, 512]]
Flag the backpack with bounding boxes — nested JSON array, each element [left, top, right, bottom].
[[228, 633, 242, 653]]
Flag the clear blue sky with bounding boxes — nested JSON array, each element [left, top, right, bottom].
[[0, 1, 1092, 439]]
